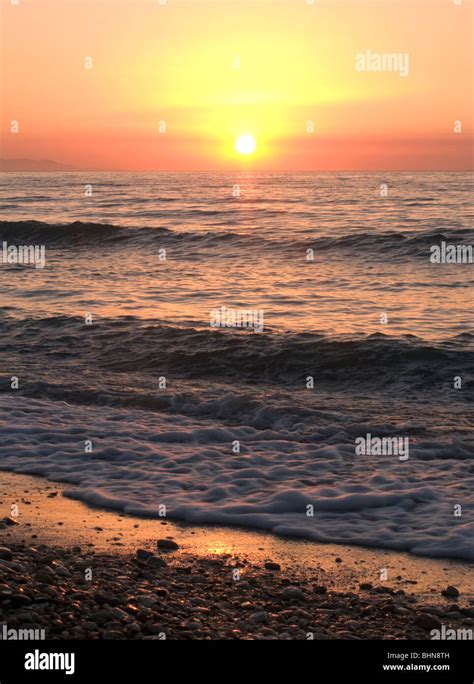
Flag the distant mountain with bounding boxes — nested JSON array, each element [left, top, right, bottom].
[[0, 159, 77, 172]]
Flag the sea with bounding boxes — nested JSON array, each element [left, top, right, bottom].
[[0, 171, 473, 560]]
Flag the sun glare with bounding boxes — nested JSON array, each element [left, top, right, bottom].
[[235, 134, 257, 156]]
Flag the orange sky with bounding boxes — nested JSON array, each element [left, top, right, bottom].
[[1, 0, 473, 171]]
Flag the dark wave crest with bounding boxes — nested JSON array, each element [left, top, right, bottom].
[[1, 315, 473, 393], [1, 220, 472, 260]]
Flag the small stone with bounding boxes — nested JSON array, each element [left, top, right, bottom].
[[313, 585, 327, 594], [2, 517, 19, 526], [281, 587, 305, 601], [34, 572, 56, 585], [90, 610, 115, 626], [360, 583, 373, 591], [346, 620, 361, 630], [442, 586, 460, 599], [147, 624, 165, 635], [81, 621, 98, 631], [414, 613, 441, 630], [240, 601, 254, 610], [335, 557, 343, 563], [109, 607, 131, 622], [0, 547, 13, 561], [147, 556, 167, 569], [418, 605, 446, 617], [201, 558, 223, 567], [250, 611, 269, 624], [137, 596, 156, 608], [157, 539, 179, 551], [264, 562, 281, 571], [125, 604, 139, 616], [0, 559, 22, 572], [11, 594, 32, 607], [136, 549, 154, 561], [40, 565, 55, 576]]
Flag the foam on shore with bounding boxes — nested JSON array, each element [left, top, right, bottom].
[[1, 396, 472, 562]]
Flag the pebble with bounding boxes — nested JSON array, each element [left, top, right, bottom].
[[345, 620, 361, 630], [281, 587, 305, 601], [137, 596, 156, 608], [136, 549, 154, 561], [90, 610, 116, 625], [157, 539, 179, 551], [0, 547, 13, 561], [147, 556, 167, 569], [0, 539, 464, 641], [250, 611, 269, 624], [442, 586, 460, 599], [264, 562, 281, 571], [81, 621, 98, 631], [418, 605, 446, 617], [11, 594, 32, 607], [34, 572, 56, 585], [414, 613, 442, 630], [109, 607, 130, 622], [313, 585, 327, 594], [2, 517, 19, 526]]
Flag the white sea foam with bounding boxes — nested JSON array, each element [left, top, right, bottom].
[[0, 396, 472, 561]]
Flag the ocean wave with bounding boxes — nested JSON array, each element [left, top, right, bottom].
[[1, 219, 472, 259], [1, 315, 473, 392], [0, 395, 472, 561]]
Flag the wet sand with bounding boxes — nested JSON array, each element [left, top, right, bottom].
[[0, 471, 472, 640]]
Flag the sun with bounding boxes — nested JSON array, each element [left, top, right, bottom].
[[235, 134, 256, 155]]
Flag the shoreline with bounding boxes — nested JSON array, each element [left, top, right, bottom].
[[0, 472, 473, 640]]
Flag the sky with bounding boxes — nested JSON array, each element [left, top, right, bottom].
[[1, 0, 473, 171]]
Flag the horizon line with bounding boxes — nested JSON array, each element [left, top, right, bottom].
[[1, 169, 473, 174]]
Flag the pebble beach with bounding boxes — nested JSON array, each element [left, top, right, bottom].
[[1, 472, 472, 641]]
